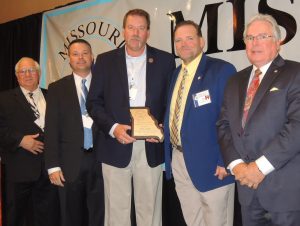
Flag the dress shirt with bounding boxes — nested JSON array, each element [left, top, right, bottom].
[[228, 61, 275, 176], [109, 46, 147, 137], [73, 72, 92, 104], [20, 86, 46, 130], [169, 53, 202, 146]]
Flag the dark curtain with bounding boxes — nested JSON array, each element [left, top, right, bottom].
[[0, 12, 43, 226], [0, 12, 42, 91]]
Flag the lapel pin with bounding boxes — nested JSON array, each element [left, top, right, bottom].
[[198, 76, 201, 80], [148, 58, 154, 63], [274, 69, 278, 73]]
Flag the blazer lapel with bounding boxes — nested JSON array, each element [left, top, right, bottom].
[[116, 47, 130, 107], [145, 46, 155, 106], [68, 75, 83, 120], [182, 54, 208, 121], [246, 55, 284, 125], [238, 67, 252, 124], [14, 87, 36, 120]]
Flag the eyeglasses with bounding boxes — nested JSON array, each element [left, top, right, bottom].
[[244, 34, 274, 42], [126, 25, 147, 32], [17, 68, 38, 76]]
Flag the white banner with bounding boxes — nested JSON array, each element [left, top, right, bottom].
[[40, 0, 300, 88]]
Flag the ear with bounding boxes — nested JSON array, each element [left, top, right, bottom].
[[199, 37, 205, 49], [147, 29, 150, 39]]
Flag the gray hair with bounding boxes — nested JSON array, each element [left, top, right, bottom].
[[15, 57, 40, 75], [243, 14, 281, 41]]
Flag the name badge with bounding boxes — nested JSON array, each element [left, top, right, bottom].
[[192, 90, 211, 107], [82, 115, 93, 129]]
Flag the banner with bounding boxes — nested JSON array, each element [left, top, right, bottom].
[[40, 0, 300, 88]]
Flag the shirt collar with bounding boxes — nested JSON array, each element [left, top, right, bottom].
[[253, 61, 272, 76], [125, 46, 147, 60], [20, 86, 41, 96], [181, 52, 203, 75], [73, 72, 92, 88]]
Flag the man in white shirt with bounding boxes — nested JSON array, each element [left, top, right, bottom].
[[44, 39, 104, 226], [0, 57, 59, 226], [87, 9, 175, 226], [217, 14, 300, 225]]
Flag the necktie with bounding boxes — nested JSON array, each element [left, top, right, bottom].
[[170, 68, 188, 147], [242, 68, 262, 128], [28, 92, 40, 119], [81, 79, 93, 149]]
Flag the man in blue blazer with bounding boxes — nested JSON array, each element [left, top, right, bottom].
[[164, 21, 236, 226], [87, 9, 175, 226], [217, 14, 300, 226]]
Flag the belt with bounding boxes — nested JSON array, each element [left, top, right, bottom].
[[172, 145, 183, 152], [83, 147, 93, 153]]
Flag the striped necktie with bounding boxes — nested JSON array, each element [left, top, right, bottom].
[[81, 79, 93, 149], [170, 68, 188, 147], [28, 92, 40, 119], [242, 68, 262, 128]]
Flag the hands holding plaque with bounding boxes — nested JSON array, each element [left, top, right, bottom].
[[129, 107, 164, 142]]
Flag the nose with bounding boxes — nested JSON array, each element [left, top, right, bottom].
[[133, 28, 139, 35], [251, 38, 260, 46]]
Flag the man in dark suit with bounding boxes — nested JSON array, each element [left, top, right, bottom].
[[0, 57, 59, 226], [217, 14, 300, 225], [87, 9, 175, 226], [44, 39, 104, 226], [164, 20, 236, 226]]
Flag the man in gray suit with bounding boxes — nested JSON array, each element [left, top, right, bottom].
[[217, 14, 300, 225]]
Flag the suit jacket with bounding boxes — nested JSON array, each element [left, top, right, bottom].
[[44, 75, 97, 182], [217, 55, 300, 211], [0, 87, 46, 182], [87, 45, 175, 168], [164, 54, 236, 192]]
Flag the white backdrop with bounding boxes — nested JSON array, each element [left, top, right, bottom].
[[40, 0, 300, 88]]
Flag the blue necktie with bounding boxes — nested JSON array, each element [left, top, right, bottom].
[[81, 79, 93, 149]]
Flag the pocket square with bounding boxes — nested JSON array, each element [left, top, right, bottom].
[[270, 87, 279, 92]]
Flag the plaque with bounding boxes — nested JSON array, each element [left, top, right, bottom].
[[129, 107, 164, 142]]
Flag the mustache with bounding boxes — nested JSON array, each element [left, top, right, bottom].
[[130, 36, 141, 41]]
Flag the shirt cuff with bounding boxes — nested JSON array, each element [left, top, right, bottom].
[[228, 159, 244, 175], [48, 167, 61, 175], [109, 123, 119, 138], [255, 156, 275, 175]]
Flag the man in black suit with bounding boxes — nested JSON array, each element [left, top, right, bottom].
[[0, 57, 59, 226], [217, 14, 300, 225], [44, 39, 104, 226], [87, 8, 175, 226]]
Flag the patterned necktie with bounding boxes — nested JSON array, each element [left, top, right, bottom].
[[170, 68, 188, 147], [81, 79, 93, 149], [242, 68, 262, 128], [28, 92, 40, 119]]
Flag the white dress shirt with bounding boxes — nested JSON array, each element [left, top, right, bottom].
[[20, 86, 46, 130], [109, 46, 147, 137]]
